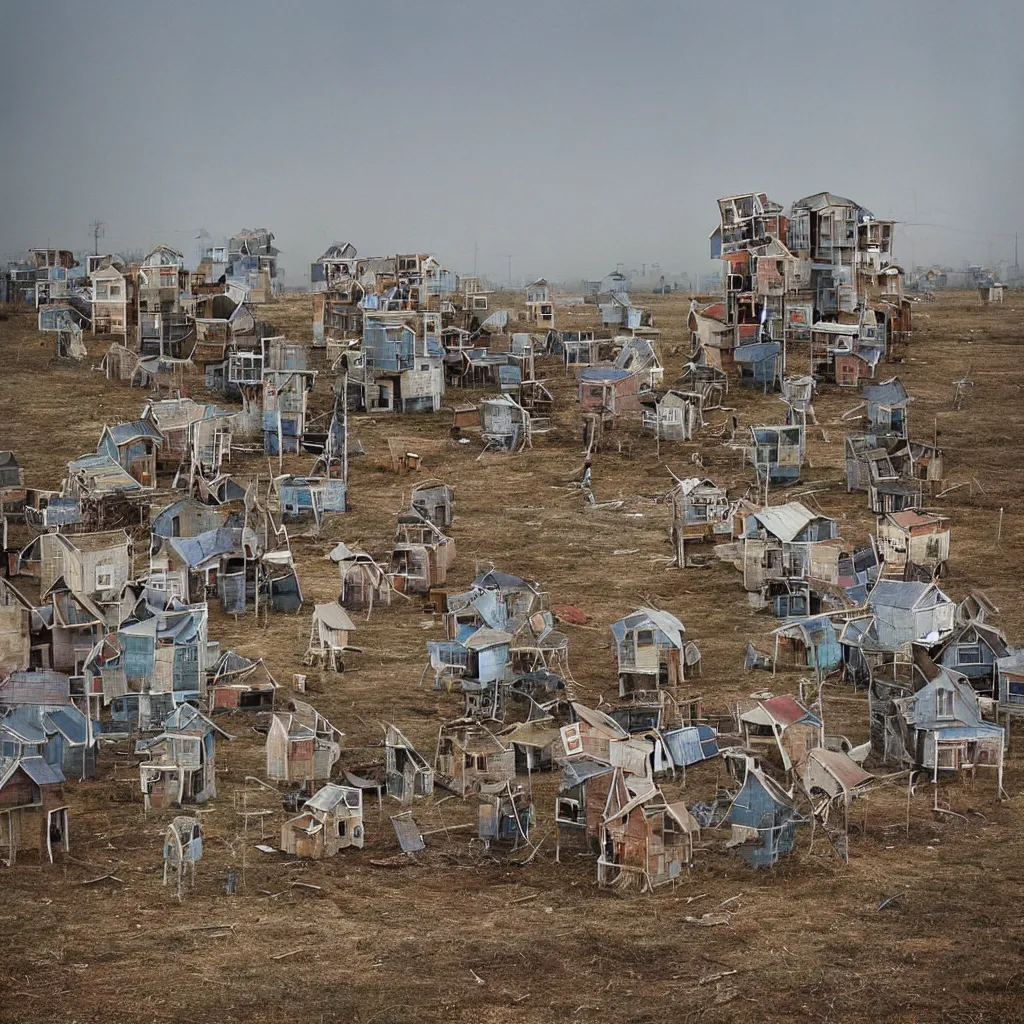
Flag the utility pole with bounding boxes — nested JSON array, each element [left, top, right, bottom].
[[501, 254, 513, 290], [89, 219, 105, 257]]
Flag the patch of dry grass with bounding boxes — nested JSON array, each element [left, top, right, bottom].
[[1, 292, 1023, 1023]]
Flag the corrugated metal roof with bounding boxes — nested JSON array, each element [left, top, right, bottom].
[[390, 811, 425, 853], [18, 756, 65, 787], [743, 695, 822, 729], [806, 748, 872, 791], [749, 502, 820, 543]]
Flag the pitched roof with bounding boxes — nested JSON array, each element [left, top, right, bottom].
[[806, 748, 872, 791], [612, 607, 686, 648], [749, 502, 822, 543], [105, 419, 164, 446], [0, 755, 64, 790], [742, 695, 822, 730], [314, 602, 356, 632], [869, 579, 939, 610], [571, 702, 630, 739], [66, 454, 142, 493]]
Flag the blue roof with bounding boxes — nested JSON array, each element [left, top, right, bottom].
[[169, 527, 238, 567], [106, 419, 163, 446], [0, 708, 46, 744], [19, 756, 65, 786], [734, 342, 781, 363], [45, 707, 88, 745]]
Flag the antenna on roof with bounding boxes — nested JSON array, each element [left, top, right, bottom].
[[89, 219, 105, 257]]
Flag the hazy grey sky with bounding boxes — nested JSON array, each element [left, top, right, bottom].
[[1, 0, 1021, 282]]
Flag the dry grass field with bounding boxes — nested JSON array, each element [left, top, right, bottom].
[[1, 290, 1023, 1023]]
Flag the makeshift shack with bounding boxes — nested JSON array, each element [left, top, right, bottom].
[[281, 784, 364, 858]]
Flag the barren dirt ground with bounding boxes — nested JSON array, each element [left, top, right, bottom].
[[1, 291, 1024, 1024]]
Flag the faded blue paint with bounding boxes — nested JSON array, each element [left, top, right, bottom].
[[475, 643, 510, 684], [121, 632, 155, 681], [663, 724, 718, 767], [280, 477, 347, 517], [364, 322, 415, 372], [728, 770, 798, 867], [735, 342, 781, 389]]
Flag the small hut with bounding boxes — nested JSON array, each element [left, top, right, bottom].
[[329, 543, 393, 616], [281, 784, 364, 858], [162, 816, 203, 895], [305, 602, 357, 671]]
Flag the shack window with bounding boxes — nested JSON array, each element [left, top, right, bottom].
[[337, 820, 347, 837], [637, 630, 654, 648], [936, 688, 954, 719], [556, 797, 581, 823], [957, 644, 983, 666], [95, 565, 115, 590]]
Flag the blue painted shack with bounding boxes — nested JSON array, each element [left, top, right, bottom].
[[772, 614, 843, 677], [734, 341, 781, 391], [0, 700, 95, 780], [934, 620, 1008, 699], [862, 377, 909, 439], [263, 370, 315, 454], [118, 603, 209, 704], [97, 420, 164, 489], [889, 668, 1005, 778], [727, 757, 799, 867], [428, 626, 512, 719]]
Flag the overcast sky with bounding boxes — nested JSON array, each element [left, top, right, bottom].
[[1, 0, 1020, 283]]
